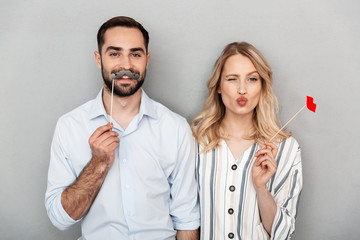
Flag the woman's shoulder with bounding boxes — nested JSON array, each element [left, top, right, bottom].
[[276, 136, 302, 166], [280, 136, 300, 149]]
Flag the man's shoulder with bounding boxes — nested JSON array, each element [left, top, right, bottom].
[[57, 98, 96, 126], [150, 98, 188, 127]]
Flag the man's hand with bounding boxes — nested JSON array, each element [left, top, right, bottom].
[[61, 122, 119, 220], [89, 122, 120, 169]]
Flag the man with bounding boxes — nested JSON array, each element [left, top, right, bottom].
[[45, 16, 199, 240]]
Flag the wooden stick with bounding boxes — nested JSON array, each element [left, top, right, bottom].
[[269, 104, 306, 142], [110, 78, 114, 124]]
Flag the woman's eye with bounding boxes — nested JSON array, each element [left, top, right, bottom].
[[227, 78, 236, 81], [249, 77, 257, 81]]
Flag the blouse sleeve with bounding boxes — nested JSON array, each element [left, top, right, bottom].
[[269, 138, 303, 239]]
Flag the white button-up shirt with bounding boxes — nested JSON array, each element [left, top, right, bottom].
[[45, 89, 200, 240]]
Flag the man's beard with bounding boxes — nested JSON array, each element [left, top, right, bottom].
[[102, 64, 146, 97]]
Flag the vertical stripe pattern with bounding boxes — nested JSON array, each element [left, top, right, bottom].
[[196, 137, 302, 240]]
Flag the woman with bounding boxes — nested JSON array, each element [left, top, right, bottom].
[[191, 42, 302, 240]]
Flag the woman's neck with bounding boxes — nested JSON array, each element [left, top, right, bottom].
[[220, 111, 254, 140], [220, 111, 256, 160]]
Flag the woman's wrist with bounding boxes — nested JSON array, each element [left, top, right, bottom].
[[254, 184, 269, 194]]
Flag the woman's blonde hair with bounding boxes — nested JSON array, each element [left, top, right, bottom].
[[191, 42, 291, 152]]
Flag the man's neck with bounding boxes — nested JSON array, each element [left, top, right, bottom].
[[102, 85, 142, 129]]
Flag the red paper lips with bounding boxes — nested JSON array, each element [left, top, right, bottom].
[[306, 96, 317, 112], [269, 96, 317, 141]]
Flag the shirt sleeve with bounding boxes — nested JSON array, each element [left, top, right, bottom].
[[168, 119, 200, 230], [44, 119, 81, 230], [269, 139, 303, 240]]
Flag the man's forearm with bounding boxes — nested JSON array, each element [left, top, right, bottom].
[[61, 158, 109, 220], [176, 229, 199, 240]]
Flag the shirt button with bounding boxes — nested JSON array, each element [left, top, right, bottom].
[[231, 164, 237, 170], [228, 208, 234, 215], [122, 158, 127, 163], [229, 185, 236, 192], [125, 184, 130, 189], [228, 232, 234, 239]]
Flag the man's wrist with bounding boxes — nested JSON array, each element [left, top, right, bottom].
[[90, 157, 110, 175]]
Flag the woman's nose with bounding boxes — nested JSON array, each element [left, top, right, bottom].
[[237, 82, 247, 95]]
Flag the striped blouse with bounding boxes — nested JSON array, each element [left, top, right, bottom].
[[196, 136, 302, 240]]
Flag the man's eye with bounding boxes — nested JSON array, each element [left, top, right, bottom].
[[110, 52, 118, 57], [132, 53, 141, 57]]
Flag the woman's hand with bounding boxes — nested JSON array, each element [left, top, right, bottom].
[[251, 142, 278, 190]]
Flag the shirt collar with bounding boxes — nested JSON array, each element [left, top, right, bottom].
[[89, 89, 106, 120], [89, 88, 158, 120], [138, 89, 158, 120]]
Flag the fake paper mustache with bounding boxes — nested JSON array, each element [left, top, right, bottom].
[[111, 70, 140, 80]]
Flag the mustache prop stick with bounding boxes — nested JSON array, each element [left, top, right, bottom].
[[109, 70, 140, 123], [269, 96, 317, 142]]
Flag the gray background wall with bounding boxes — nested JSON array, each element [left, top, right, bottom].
[[1, 0, 359, 239]]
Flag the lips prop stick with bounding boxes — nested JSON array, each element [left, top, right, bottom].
[[269, 96, 316, 142]]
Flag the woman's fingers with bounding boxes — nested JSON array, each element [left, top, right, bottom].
[[254, 148, 272, 157], [264, 141, 278, 156], [254, 142, 278, 159], [255, 154, 276, 169]]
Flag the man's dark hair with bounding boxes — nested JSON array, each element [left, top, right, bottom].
[[97, 16, 149, 53]]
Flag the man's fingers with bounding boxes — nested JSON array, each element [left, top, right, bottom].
[[89, 123, 113, 144], [94, 130, 119, 146], [101, 135, 120, 149], [107, 141, 120, 151]]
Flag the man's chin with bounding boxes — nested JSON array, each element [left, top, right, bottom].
[[103, 76, 144, 97], [114, 85, 141, 97]]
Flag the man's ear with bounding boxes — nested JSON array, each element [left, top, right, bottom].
[[146, 52, 150, 68], [94, 51, 101, 69]]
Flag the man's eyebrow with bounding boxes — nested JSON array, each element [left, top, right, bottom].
[[104, 46, 145, 54], [130, 47, 145, 53], [105, 46, 122, 52]]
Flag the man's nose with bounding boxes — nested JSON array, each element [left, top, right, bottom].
[[119, 55, 131, 69]]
